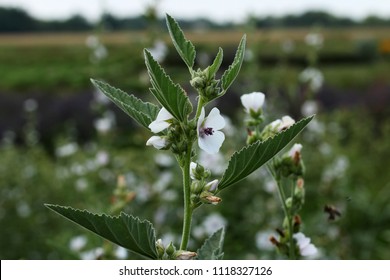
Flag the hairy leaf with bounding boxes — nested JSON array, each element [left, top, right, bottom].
[[46, 204, 158, 260], [144, 49, 192, 122], [218, 116, 314, 190], [166, 13, 196, 70], [221, 35, 246, 94], [91, 79, 159, 129], [195, 228, 225, 260], [207, 47, 223, 78]]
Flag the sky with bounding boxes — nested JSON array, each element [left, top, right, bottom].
[[0, 0, 389, 23]]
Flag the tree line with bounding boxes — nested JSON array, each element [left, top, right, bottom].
[[1, 7, 389, 33]]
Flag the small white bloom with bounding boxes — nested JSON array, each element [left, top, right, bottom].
[[56, 142, 78, 158], [299, 67, 324, 92], [23, 98, 38, 112], [197, 107, 225, 154], [293, 232, 318, 257], [304, 32, 323, 48], [203, 213, 227, 236], [281, 116, 295, 129], [205, 179, 219, 192], [146, 136, 168, 150], [288, 143, 303, 159], [69, 235, 87, 251], [148, 40, 168, 63], [301, 100, 318, 116], [240, 92, 265, 114], [148, 107, 174, 133], [270, 116, 295, 132], [190, 162, 197, 179]]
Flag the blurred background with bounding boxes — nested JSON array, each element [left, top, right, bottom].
[[0, 0, 389, 260]]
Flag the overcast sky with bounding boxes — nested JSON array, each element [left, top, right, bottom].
[[1, 0, 389, 23]]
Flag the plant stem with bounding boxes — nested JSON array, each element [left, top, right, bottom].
[[179, 143, 193, 250], [275, 177, 296, 260], [195, 96, 205, 119]]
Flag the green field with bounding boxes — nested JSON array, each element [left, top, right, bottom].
[[0, 28, 389, 92]]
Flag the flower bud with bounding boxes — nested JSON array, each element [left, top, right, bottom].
[[191, 181, 205, 194], [200, 191, 222, 205], [204, 179, 219, 193], [146, 136, 169, 150], [190, 76, 205, 89], [165, 242, 176, 256], [174, 250, 197, 260], [156, 239, 165, 258]]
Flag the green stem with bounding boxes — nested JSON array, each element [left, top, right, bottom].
[[275, 177, 296, 260], [195, 96, 205, 119], [179, 143, 193, 250]]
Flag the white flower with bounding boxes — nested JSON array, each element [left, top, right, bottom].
[[190, 162, 197, 179], [148, 40, 168, 63], [299, 67, 324, 92], [146, 136, 168, 150], [197, 107, 225, 154], [293, 232, 318, 257], [240, 92, 265, 114], [270, 116, 295, 132], [69, 235, 87, 251], [304, 32, 323, 48], [148, 107, 173, 133], [301, 100, 318, 116], [288, 143, 303, 159], [205, 179, 219, 192]]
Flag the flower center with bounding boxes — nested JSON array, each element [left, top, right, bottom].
[[201, 127, 214, 137]]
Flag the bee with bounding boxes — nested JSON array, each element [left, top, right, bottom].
[[324, 204, 341, 221]]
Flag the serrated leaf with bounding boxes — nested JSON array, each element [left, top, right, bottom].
[[220, 35, 246, 94], [144, 49, 192, 122], [195, 228, 225, 260], [91, 79, 159, 129], [46, 204, 158, 260], [218, 116, 314, 190], [166, 14, 196, 70], [207, 47, 223, 78]]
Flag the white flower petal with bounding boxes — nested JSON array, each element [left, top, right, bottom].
[[190, 162, 197, 179], [146, 136, 167, 150], [148, 107, 174, 133], [199, 130, 225, 154], [281, 116, 295, 130], [204, 108, 225, 130], [197, 107, 206, 132], [157, 107, 174, 121], [241, 92, 265, 113], [288, 143, 303, 158], [149, 120, 171, 133], [301, 244, 318, 257]]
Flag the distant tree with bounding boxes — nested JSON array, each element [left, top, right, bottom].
[[0, 7, 36, 32]]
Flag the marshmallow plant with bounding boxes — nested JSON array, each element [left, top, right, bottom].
[[46, 14, 313, 260], [241, 92, 316, 259]]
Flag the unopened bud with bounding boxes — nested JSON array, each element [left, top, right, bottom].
[[204, 179, 219, 193], [165, 242, 176, 256], [191, 181, 205, 194], [200, 191, 222, 205], [156, 239, 165, 258], [174, 250, 197, 260]]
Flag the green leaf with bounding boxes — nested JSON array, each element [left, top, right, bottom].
[[220, 35, 246, 94], [91, 79, 159, 129], [218, 116, 314, 190], [195, 228, 225, 260], [207, 47, 223, 78], [144, 49, 192, 122], [46, 204, 158, 260], [166, 13, 196, 70]]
